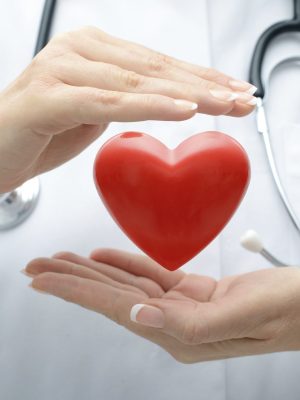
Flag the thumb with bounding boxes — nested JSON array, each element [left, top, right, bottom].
[[130, 297, 254, 345]]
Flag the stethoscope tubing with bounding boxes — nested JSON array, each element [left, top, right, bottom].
[[34, 0, 57, 56], [255, 97, 300, 234], [250, 0, 300, 98], [249, 0, 300, 234]]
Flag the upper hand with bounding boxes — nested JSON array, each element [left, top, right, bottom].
[[25, 249, 300, 363], [0, 26, 256, 192]]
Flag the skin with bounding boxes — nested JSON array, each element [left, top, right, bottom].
[[25, 249, 300, 363], [1, 26, 272, 363], [0, 26, 255, 193]]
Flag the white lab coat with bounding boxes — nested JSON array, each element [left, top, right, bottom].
[[1, 1, 300, 399]]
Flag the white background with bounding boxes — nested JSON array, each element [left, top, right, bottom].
[[1, 1, 300, 399]]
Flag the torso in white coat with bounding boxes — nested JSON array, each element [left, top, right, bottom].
[[1, 1, 300, 399]]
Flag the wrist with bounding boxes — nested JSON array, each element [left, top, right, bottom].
[[0, 95, 31, 192], [276, 268, 300, 351], [0, 89, 43, 194]]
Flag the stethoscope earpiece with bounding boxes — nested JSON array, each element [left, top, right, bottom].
[[240, 229, 288, 267], [240, 230, 264, 253]]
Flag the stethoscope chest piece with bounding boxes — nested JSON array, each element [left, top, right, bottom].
[[0, 178, 40, 230]]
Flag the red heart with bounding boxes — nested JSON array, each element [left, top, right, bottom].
[[94, 131, 250, 271]]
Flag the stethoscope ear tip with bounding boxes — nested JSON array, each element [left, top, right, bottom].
[[240, 229, 264, 253]]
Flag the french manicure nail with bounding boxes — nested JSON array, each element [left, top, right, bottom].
[[246, 86, 258, 95], [229, 79, 257, 95], [173, 99, 198, 111], [235, 92, 258, 106], [247, 97, 258, 106], [210, 90, 238, 102], [130, 304, 165, 328]]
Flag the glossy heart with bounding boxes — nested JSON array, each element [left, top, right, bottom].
[[94, 131, 250, 270]]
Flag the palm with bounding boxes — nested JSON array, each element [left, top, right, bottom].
[[26, 249, 232, 361], [27, 249, 298, 362]]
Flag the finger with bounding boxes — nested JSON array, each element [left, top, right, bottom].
[[226, 101, 254, 117], [35, 85, 198, 130], [90, 249, 185, 291], [29, 271, 178, 347], [129, 295, 265, 345], [52, 252, 165, 298], [81, 27, 255, 93], [58, 28, 256, 116], [26, 258, 146, 296], [54, 56, 243, 116], [72, 33, 232, 89], [29, 269, 270, 361], [67, 35, 256, 116], [30, 272, 146, 325]]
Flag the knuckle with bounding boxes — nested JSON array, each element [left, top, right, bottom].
[[199, 67, 219, 81], [95, 90, 121, 106], [49, 31, 73, 47], [34, 36, 77, 68], [80, 89, 120, 107], [199, 79, 218, 90], [121, 70, 142, 89], [49, 30, 88, 52], [79, 89, 121, 122], [147, 53, 168, 73], [47, 53, 80, 76], [140, 94, 157, 108], [79, 25, 105, 37], [80, 25, 98, 34]]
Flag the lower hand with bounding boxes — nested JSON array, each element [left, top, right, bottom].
[[25, 249, 300, 363], [0, 26, 256, 192]]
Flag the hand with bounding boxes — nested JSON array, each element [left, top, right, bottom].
[[0, 26, 256, 192], [25, 249, 300, 363]]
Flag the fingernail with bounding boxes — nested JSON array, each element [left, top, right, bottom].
[[130, 304, 165, 328], [210, 90, 238, 102], [173, 99, 198, 111], [235, 92, 258, 106], [20, 269, 35, 278], [229, 80, 257, 95], [29, 282, 49, 295], [246, 86, 258, 95]]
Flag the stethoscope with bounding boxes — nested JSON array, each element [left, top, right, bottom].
[[0, 0, 299, 268], [241, 0, 300, 267]]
